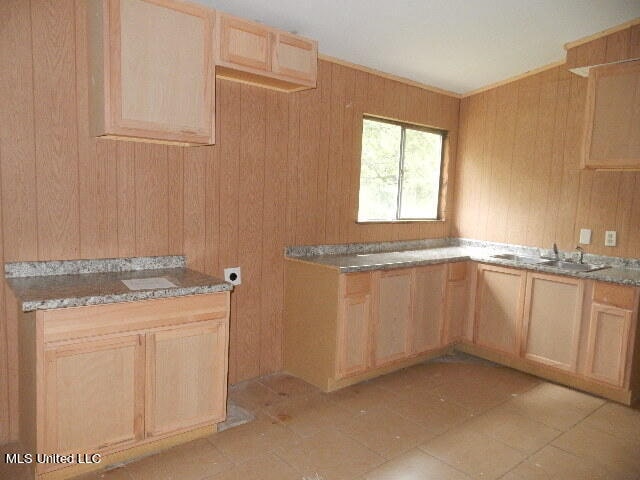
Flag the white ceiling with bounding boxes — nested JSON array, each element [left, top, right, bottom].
[[200, 0, 640, 95]]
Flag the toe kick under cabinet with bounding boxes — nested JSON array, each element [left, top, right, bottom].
[[14, 292, 230, 480], [284, 259, 469, 391]]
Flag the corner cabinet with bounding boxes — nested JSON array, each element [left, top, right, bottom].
[[216, 13, 317, 92], [18, 293, 230, 479], [88, 0, 216, 145], [582, 60, 640, 169]]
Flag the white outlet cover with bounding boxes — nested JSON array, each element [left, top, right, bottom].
[[579, 228, 591, 245], [224, 267, 242, 286], [605, 231, 617, 247]]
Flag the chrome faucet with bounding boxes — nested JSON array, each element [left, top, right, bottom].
[[575, 245, 584, 264]]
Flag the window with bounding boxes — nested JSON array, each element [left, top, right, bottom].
[[357, 116, 445, 222]]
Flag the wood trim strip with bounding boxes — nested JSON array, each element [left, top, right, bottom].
[[462, 61, 565, 98], [564, 17, 640, 50]]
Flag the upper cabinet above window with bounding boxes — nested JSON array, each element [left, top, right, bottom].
[[88, 0, 216, 146], [582, 60, 640, 170], [215, 13, 317, 92]]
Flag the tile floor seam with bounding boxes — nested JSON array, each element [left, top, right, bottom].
[[548, 435, 640, 478]]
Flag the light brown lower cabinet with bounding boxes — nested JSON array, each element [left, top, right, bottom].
[[474, 264, 527, 356], [285, 260, 453, 391], [285, 257, 640, 405], [522, 273, 583, 372], [17, 293, 230, 480], [374, 269, 413, 366], [412, 264, 447, 354], [585, 303, 632, 387]]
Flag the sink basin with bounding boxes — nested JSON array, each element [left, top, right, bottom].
[[541, 260, 610, 272], [491, 253, 550, 265]]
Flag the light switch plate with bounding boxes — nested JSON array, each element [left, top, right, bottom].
[[605, 230, 617, 247], [579, 228, 592, 245]]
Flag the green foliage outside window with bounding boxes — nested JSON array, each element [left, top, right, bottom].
[[358, 117, 444, 222]]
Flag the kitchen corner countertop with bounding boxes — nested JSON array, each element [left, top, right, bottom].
[[5, 256, 232, 312], [286, 240, 640, 287]]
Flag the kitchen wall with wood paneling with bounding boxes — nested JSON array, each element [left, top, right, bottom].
[[453, 64, 640, 257], [0, 0, 459, 443]]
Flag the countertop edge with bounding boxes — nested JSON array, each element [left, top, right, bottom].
[[286, 251, 640, 287], [20, 283, 233, 312]]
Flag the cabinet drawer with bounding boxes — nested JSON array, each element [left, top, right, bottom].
[[448, 262, 467, 282], [593, 282, 636, 310], [41, 293, 229, 343], [344, 272, 371, 297]]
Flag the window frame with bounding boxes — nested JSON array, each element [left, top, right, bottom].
[[357, 115, 447, 223]]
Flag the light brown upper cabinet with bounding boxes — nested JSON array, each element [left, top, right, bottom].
[[582, 60, 640, 169], [216, 13, 317, 92], [88, 0, 216, 145]]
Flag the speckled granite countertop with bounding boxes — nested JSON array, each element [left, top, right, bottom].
[[286, 239, 640, 287], [5, 256, 232, 312]]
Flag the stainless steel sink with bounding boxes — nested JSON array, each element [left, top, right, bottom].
[[540, 260, 610, 272], [491, 253, 550, 265]]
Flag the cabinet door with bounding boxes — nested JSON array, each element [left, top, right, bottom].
[[443, 263, 468, 344], [146, 320, 228, 437], [98, 0, 215, 144], [474, 265, 526, 356], [522, 274, 583, 371], [584, 304, 632, 387], [217, 14, 271, 72], [374, 270, 412, 366], [411, 265, 446, 354], [272, 32, 317, 85], [43, 335, 144, 454], [583, 60, 640, 169], [336, 295, 371, 378]]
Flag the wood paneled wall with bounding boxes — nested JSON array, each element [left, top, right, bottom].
[[0, 0, 459, 443], [454, 64, 640, 257]]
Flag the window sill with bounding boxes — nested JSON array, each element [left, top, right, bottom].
[[356, 219, 445, 224]]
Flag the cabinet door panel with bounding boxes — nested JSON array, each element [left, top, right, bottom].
[[218, 15, 271, 72], [444, 280, 468, 344], [44, 335, 144, 454], [109, 0, 215, 143], [375, 271, 411, 365], [272, 33, 317, 84], [585, 304, 632, 387], [412, 265, 446, 354], [474, 265, 526, 355], [522, 274, 583, 371], [584, 60, 640, 169], [336, 295, 370, 378], [146, 320, 228, 436]]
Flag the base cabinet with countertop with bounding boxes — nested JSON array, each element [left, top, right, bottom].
[[15, 292, 230, 480], [284, 259, 457, 391], [285, 243, 640, 405]]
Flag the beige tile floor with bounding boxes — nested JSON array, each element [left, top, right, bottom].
[[2, 356, 640, 480]]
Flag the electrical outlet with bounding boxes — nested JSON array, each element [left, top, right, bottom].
[[224, 267, 242, 285], [605, 231, 617, 247], [579, 228, 591, 245]]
